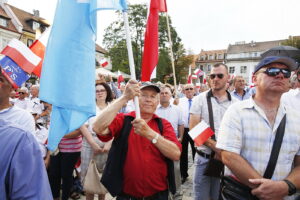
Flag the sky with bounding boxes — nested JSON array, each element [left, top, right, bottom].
[[7, 0, 300, 54]]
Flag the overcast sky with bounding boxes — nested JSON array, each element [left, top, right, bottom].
[[8, 0, 300, 54]]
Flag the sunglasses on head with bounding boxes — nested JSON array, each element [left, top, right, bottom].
[[263, 67, 291, 78], [210, 73, 224, 79], [185, 88, 194, 91]]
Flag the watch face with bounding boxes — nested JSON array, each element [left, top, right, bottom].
[[152, 139, 157, 144]]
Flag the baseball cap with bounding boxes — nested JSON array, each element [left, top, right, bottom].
[[140, 82, 160, 93], [254, 56, 298, 74]]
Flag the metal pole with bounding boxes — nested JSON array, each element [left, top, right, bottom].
[[123, 11, 141, 118], [165, 12, 178, 97]]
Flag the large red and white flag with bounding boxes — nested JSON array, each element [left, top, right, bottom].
[[194, 68, 204, 77], [31, 27, 51, 77], [140, 0, 167, 81], [1, 38, 41, 74], [188, 121, 214, 146]]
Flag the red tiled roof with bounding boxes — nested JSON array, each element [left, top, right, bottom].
[[7, 4, 50, 34]]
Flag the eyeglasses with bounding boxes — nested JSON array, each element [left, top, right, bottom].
[[19, 92, 25, 94], [210, 73, 224, 79], [263, 67, 291, 78], [185, 88, 194, 91], [96, 89, 106, 93]]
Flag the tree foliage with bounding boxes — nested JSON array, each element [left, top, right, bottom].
[[103, 4, 192, 82]]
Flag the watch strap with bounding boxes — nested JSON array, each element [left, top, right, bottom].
[[283, 179, 296, 196]]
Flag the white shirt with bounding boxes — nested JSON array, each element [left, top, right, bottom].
[[178, 96, 194, 128], [155, 103, 184, 137], [281, 88, 300, 110], [28, 97, 44, 114], [190, 90, 237, 154], [14, 98, 30, 110], [216, 98, 300, 200], [0, 106, 35, 134]]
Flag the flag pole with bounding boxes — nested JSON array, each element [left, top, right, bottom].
[[123, 11, 141, 119], [165, 12, 178, 97]]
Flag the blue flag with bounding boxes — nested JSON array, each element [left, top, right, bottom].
[[40, 0, 127, 151]]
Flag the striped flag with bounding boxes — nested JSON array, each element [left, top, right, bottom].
[[31, 27, 51, 77], [100, 58, 108, 67], [1, 38, 41, 74], [188, 121, 214, 146]]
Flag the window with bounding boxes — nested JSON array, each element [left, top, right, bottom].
[[0, 18, 7, 27], [32, 21, 40, 30], [209, 55, 214, 60], [218, 54, 223, 59], [229, 66, 235, 74], [27, 39, 33, 47], [207, 65, 211, 71], [200, 56, 205, 61], [240, 66, 247, 73]]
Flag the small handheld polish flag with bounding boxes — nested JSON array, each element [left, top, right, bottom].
[[188, 121, 214, 146]]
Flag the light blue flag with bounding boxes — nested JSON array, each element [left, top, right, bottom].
[[40, 0, 127, 151]]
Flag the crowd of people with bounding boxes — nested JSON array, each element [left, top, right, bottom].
[[1, 55, 300, 200]]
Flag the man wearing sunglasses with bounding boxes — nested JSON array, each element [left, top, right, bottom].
[[189, 63, 237, 200], [217, 56, 300, 200], [14, 87, 30, 110]]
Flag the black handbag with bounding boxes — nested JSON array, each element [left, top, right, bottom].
[[221, 114, 287, 200], [203, 90, 231, 177]]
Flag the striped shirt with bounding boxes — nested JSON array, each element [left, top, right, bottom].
[[217, 98, 300, 184], [58, 135, 82, 153]]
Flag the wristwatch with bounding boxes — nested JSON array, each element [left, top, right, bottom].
[[151, 133, 160, 144], [283, 179, 297, 196]]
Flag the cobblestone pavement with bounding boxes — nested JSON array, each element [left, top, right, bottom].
[[79, 147, 195, 200]]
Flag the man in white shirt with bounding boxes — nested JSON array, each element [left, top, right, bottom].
[[217, 56, 300, 200], [14, 87, 30, 110], [282, 70, 300, 110], [177, 83, 196, 183], [189, 63, 237, 200], [156, 86, 184, 200], [0, 69, 35, 134], [28, 85, 45, 123]]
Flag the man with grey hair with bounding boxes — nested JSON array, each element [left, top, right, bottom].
[[231, 75, 251, 101], [14, 87, 30, 110], [217, 56, 300, 200], [190, 63, 237, 200]]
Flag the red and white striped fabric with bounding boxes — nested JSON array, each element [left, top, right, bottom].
[[1, 38, 41, 74], [188, 121, 214, 146], [31, 27, 51, 77], [194, 68, 204, 77], [117, 70, 124, 89], [58, 135, 82, 153], [100, 58, 108, 67]]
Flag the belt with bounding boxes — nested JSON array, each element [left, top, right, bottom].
[[118, 190, 168, 200], [196, 149, 211, 159]]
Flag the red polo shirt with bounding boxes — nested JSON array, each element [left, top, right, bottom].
[[98, 111, 181, 197]]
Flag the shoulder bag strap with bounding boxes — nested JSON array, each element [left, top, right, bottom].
[[263, 114, 287, 179], [206, 90, 215, 137]]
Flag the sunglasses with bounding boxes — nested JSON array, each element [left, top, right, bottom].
[[96, 89, 106, 93], [185, 88, 194, 91], [263, 67, 291, 78], [210, 73, 224, 79], [19, 92, 25, 94]]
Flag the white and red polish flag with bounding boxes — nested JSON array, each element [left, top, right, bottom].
[[187, 65, 192, 83], [117, 70, 124, 89], [30, 27, 51, 77], [188, 120, 214, 146], [194, 68, 204, 77], [1, 38, 41, 74], [100, 58, 108, 67]]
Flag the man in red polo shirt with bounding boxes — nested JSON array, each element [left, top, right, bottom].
[[93, 80, 181, 200]]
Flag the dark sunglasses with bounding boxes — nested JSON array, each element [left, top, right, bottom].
[[263, 67, 291, 78], [210, 73, 224, 79], [185, 88, 194, 91], [19, 92, 25, 94]]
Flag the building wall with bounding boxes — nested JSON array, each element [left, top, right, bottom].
[[0, 28, 20, 50], [226, 60, 259, 83]]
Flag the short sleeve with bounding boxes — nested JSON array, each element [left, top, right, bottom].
[[189, 94, 203, 115], [161, 119, 182, 151], [216, 104, 243, 154]]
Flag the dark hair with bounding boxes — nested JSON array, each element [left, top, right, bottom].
[[213, 63, 228, 71], [95, 82, 113, 103]]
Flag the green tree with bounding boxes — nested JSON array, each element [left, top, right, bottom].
[[103, 4, 192, 82]]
